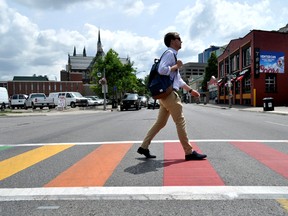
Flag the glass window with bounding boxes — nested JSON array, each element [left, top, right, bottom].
[[265, 74, 276, 93], [242, 47, 251, 67]]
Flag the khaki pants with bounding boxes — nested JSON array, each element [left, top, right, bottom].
[[141, 91, 193, 155]]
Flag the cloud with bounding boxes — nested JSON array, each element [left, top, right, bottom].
[[10, 0, 95, 10], [122, 0, 160, 16], [0, 0, 287, 82]]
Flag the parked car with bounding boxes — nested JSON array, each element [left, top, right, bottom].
[[24, 93, 56, 110], [120, 93, 141, 111], [147, 98, 160, 109], [10, 94, 28, 109], [48, 92, 88, 108], [139, 96, 148, 107], [85, 97, 97, 106], [85, 96, 104, 106], [0, 87, 9, 110]]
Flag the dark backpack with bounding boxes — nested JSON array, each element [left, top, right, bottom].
[[147, 50, 177, 99]]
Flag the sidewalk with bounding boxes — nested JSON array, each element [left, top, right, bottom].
[[197, 103, 288, 115]]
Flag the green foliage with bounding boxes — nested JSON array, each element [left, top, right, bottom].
[[91, 49, 144, 98], [201, 52, 218, 92]]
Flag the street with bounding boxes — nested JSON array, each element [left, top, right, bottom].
[[0, 104, 288, 215]]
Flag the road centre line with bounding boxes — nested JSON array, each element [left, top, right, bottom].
[[0, 186, 287, 201], [265, 121, 288, 127], [0, 139, 288, 147]]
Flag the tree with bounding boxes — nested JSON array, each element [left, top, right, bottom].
[[91, 49, 139, 99], [201, 52, 218, 92]]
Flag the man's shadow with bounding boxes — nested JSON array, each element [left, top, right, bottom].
[[124, 158, 185, 175]]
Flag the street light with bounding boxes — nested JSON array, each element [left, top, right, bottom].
[[98, 69, 107, 111]]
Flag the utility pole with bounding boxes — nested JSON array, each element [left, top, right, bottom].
[[103, 68, 107, 111]]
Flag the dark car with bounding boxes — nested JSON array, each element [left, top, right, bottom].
[[147, 98, 160, 109], [120, 93, 141, 111]]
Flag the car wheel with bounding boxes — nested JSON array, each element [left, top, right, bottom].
[[70, 102, 76, 108], [32, 103, 36, 110]]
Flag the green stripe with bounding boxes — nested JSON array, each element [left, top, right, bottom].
[[0, 146, 12, 151]]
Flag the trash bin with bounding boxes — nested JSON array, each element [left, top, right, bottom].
[[263, 97, 274, 111]]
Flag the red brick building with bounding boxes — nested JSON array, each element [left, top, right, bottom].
[[7, 77, 84, 97], [218, 30, 288, 106]]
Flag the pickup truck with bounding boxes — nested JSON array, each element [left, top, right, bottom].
[[24, 93, 56, 110]]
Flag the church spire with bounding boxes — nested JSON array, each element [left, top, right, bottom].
[[83, 47, 86, 57], [96, 29, 105, 58], [73, 46, 76, 56]]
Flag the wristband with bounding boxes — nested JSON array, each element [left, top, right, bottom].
[[189, 89, 193, 93]]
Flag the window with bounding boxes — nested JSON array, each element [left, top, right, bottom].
[[243, 77, 251, 93], [231, 53, 240, 72], [219, 62, 224, 77], [242, 47, 251, 67], [265, 74, 276, 93]]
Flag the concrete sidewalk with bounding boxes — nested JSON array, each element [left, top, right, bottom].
[[197, 103, 288, 115]]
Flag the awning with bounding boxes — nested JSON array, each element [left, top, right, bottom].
[[217, 81, 224, 86], [239, 69, 249, 76], [236, 75, 244, 82], [217, 78, 224, 86]]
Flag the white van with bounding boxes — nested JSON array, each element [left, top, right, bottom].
[[0, 87, 9, 110], [48, 92, 88, 108], [10, 94, 28, 109]]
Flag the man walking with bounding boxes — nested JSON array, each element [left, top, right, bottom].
[[137, 32, 207, 161]]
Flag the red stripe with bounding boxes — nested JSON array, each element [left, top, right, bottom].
[[163, 142, 224, 186], [230, 142, 288, 179]]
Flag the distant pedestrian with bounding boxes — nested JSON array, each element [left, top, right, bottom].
[[137, 32, 207, 161]]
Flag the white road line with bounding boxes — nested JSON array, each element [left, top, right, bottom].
[[1, 139, 288, 147], [265, 121, 288, 127], [0, 186, 287, 201]]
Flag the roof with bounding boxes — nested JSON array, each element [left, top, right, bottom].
[[69, 55, 94, 71], [13, 76, 49, 81]]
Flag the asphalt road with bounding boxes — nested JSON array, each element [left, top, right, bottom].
[[0, 104, 287, 216]]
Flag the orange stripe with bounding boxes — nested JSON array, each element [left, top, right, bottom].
[[45, 144, 132, 187]]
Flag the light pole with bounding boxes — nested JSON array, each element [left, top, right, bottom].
[[98, 68, 107, 111]]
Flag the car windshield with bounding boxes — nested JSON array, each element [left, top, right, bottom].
[[125, 94, 137, 100], [71, 92, 83, 98], [31, 94, 45, 98]]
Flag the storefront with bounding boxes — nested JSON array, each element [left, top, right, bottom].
[[217, 30, 288, 107]]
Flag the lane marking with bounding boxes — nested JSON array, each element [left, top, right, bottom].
[[164, 142, 224, 186], [0, 186, 287, 201], [45, 144, 132, 187], [1, 139, 288, 147], [265, 121, 288, 127], [278, 199, 288, 212], [0, 145, 74, 181], [0, 146, 12, 151], [230, 142, 288, 179]]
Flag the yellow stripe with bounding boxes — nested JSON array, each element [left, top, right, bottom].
[[278, 199, 288, 212], [0, 145, 73, 181]]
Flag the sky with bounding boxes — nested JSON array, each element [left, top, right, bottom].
[[0, 0, 287, 81]]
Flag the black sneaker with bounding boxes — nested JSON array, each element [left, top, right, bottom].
[[137, 147, 156, 158], [185, 151, 207, 161]]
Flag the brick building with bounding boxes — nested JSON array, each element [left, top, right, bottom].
[[217, 30, 288, 106]]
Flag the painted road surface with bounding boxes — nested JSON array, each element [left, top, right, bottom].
[[0, 140, 287, 215]]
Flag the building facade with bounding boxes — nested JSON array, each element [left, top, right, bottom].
[[217, 30, 288, 106], [198, 46, 222, 63]]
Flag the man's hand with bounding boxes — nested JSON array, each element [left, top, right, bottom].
[[176, 60, 183, 69], [190, 89, 200, 98]]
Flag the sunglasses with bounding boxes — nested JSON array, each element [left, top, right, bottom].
[[174, 37, 182, 42]]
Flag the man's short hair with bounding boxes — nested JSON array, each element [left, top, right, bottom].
[[164, 32, 180, 47]]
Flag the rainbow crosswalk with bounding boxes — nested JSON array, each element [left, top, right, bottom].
[[0, 140, 287, 209]]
